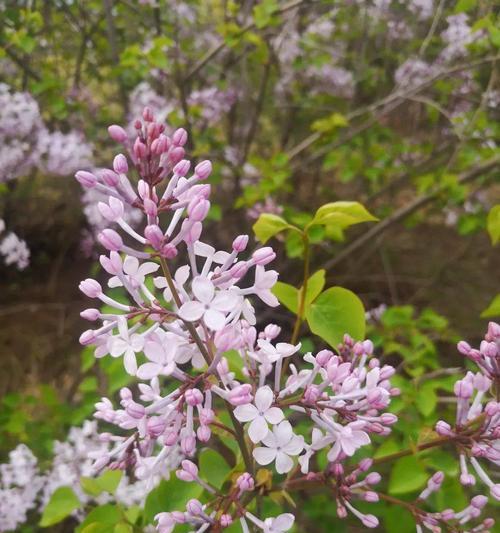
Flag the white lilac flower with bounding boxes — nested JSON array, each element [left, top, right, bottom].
[[234, 386, 284, 443], [253, 421, 304, 474]]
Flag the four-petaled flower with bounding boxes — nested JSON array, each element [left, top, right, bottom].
[[253, 421, 304, 474], [107, 317, 144, 375], [137, 338, 177, 379], [263, 514, 295, 533], [328, 421, 370, 462], [234, 386, 284, 443], [178, 276, 239, 331], [109, 255, 159, 289]]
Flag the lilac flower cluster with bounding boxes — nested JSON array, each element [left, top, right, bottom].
[[77, 108, 398, 531], [0, 421, 149, 532], [0, 219, 30, 270], [435, 323, 500, 500], [0, 84, 93, 183]]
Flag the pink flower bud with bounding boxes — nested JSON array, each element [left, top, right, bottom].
[[480, 341, 498, 358], [485, 401, 499, 416], [164, 431, 178, 446], [363, 491, 379, 502], [491, 484, 500, 501], [188, 198, 210, 222], [147, 417, 166, 437], [441, 509, 455, 521], [194, 160, 212, 180], [316, 349, 333, 367], [229, 261, 248, 280], [79, 278, 102, 298], [460, 473, 475, 486], [232, 234, 249, 252], [98, 229, 123, 251], [80, 308, 100, 321], [134, 138, 147, 159], [199, 408, 214, 425], [151, 135, 169, 155], [365, 472, 381, 485], [428, 471, 444, 491], [144, 197, 158, 217], [220, 514, 232, 527], [126, 401, 146, 419], [252, 247, 276, 266], [197, 425, 211, 442], [337, 505, 347, 519], [236, 473, 254, 492], [183, 221, 202, 245], [100, 251, 122, 275], [486, 321, 500, 340], [108, 125, 128, 143], [214, 327, 239, 352], [185, 388, 204, 406], [98, 198, 124, 221], [457, 340, 472, 355], [454, 379, 473, 399], [143, 106, 154, 122], [380, 413, 398, 425], [75, 170, 97, 188], [435, 420, 453, 436], [264, 324, 281, 340], [358, 458, 373, 472], [120, 387, 133, 401], [101, 169, 120, 186], [361, 514, 379, 528], [186, 499, 203, 516], [169, 146, 185, 165], [227, 384, 253, 406], [172, 128, 188, 146], [113, 154, 128, 174], [145, 224, 164, 249], [471, 495, 488, 508], [161, 243, 178, 259], [177, 460, 198, 482], [173, 159, 191, 176], [79, 329, 96, 345], [181, 435, 196, 455]]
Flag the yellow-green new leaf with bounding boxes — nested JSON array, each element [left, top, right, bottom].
[[40, 486, 81, 527], [253, 214, 293, 244], [481, 294, 500, 318], [311, 201, 378, 230], [272, 282, 299, 314], [305, 287, 366, 348], [303, 270, 326, 308], [487, 205, 500, 245]]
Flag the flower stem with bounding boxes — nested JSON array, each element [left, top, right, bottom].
[[290, 232, 310, 346]]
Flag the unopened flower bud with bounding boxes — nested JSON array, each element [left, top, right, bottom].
[[186, 499, 203, 516], [232, 234, 249, 252], [108, 125, 128, 143], [197, 425, 211, 442], [365, 472, 381, 485], [194, 160, 212, 180], [471, 495, 488, 508], [173, 159, 190, 177], [227, 384, 253, 406], [98, 229, 123, 251], [177, 460, 198, 482], [457, 340, 472, 355], [252, 247, 276, 265], [169, 146, 185, 165], [145, 224, 164, 249], [316, 349, 333, 367], [185, 388, 204, 406], [126, 401, 145, 419], [75, 170, 97, 188], [361, 514, 379, 528], [101, 169, 120, 186], [188, 198, 210, 222], [79, 329, 96, 345], [134, 138, 147, 159], [144, 197, 158, 217], [454, 379, 473, 399], [113, 154, 128, 174], [172, 128, 188, 146], [220, 514, 232, 527], [181, 435, 196, 455], [264, 324, 281, 340], [237, 473, 254, 492], [80, 308, 100, 321], [79, 278, 102, 298]]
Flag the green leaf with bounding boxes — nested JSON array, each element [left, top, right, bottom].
[[310, 202, 378, 230], [252, 213, 293, 244], [81, 470, 122, 497], [199, 449, 230, 489], [272, 282, 299, 314], [389, 456, 428, 494], [40, 487, 80, 527], [143, 477, 203, 524], [303, 270, 326, 308], [114, 523, 133, 533], [253, 0, 279, 29], [76, 505, 121, 533], [486, 205, 500, 245], [481, 293, 500, 318], [415, 382, 437, 417], [311, 112, 348, 133], [305, 287, 366, 348], [454, 0, 476, 12], [123, 506, 140, 525]]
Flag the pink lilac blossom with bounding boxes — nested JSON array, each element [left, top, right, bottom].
[[38, 129, 93, 176], [438, 14, 483, 63], [435, 323, 500, 501], [394, 58, 434, 88], [76, 108, 398, 531]]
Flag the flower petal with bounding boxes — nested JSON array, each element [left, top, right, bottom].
[[252, 446, 276, 466], [144, 340, 165, 363], [248, 416, 269, 444], [234, 404, 258, 422], [255, 385, 274, 412], [275, 451, 294, 474], [282, 435, 304, 456], [274, 421, 293, 446], [137, 363, 161, 380], [178, 301, 204, 322], [192, 276, 214, 304], [211, 290, 239, 312], [123, 255, 139, 275], [272, 514, 295, 532], [123, 348, 137, 375], [264, 407, 284, 425], [203, 308, 226, 331]]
